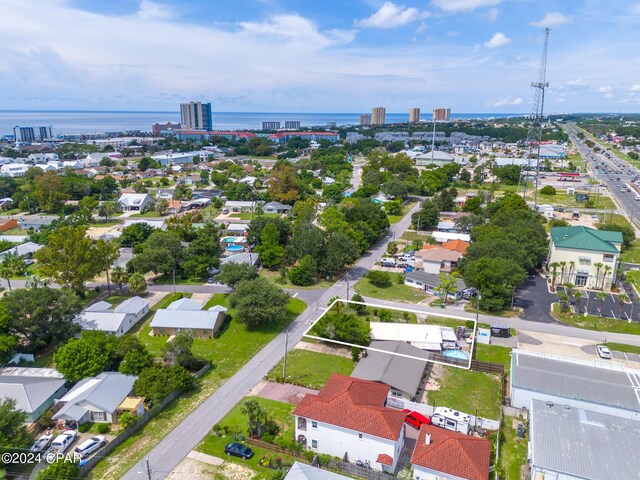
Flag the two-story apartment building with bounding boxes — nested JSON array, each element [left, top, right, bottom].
[[292, 374, 406, 473], [548, 226, 623, 289]]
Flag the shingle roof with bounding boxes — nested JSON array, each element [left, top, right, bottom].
[[417, 247, 462, 263], [292, 374, 406, 441], [410, 424, 491, 480], [351, 341, 428, 396], [530, 400, 640, 480], [550, 226, 622, 253]]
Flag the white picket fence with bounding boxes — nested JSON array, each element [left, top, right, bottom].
[[386, 396, 500, 431]]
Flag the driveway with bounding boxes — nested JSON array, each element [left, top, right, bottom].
[[513, 274, 558, 323], [250, 380, 318, 405]]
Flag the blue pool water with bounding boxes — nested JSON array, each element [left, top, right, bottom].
[[226, 245, 244, 252], [443, 350, 469, 360]]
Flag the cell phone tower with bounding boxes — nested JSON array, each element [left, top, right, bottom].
[[520, 27, 550, 207]]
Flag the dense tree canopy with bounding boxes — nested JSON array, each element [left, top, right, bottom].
[[229, 277, 289, 327]]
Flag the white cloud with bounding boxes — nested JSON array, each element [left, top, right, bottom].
[[604, 92, 614, 98], [431, 0, 500, 13], [137, 0, 175, 20], [482, 7, 499, 22], [567, 78, 587, 87], [530, 12, 573, 28], [598, 85, 613, 93], [356, 2, 429, 29], [484, 32, 511, 49], [487, 96, 523, 107], [631, 83, 640, 92]]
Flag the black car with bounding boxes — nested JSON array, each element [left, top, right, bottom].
[[224, 442, 254, 459]]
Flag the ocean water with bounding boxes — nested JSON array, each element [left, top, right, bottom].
[[0, 110, 523, 136]]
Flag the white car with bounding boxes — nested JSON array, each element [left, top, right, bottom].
[[596, 345, 612, 359], [47, 429, 77, 460], [74, 435, 107, 459], [30, 432, 54, 453]]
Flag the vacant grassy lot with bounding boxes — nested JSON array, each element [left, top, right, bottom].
[[387, 202, 415, 224], [551, 304, 640, 335], [197, 397, 296, 479], [429, 366, 502, 419], [499, 419, 528, 480], [151, 273, 209, 285], [535, 192, 615, 210], [400, 231, 436, 243], [354, 272, 426, 303], [475, 343, 513, 375], [260, 268, 334, 290], [89, 294, 306, 479], [229, 212, 279, 220], [267, 349, 355, 389]]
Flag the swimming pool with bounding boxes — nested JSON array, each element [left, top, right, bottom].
[[221, 236, 245, 243], [226, 245, 244, 252], [443, 349, 469, 360]]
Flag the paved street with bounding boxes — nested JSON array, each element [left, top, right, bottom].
[[121, 203, 421, 479]]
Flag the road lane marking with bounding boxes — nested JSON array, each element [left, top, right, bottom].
[[293, 292, 299, 298]]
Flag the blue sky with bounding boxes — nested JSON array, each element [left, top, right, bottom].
[[1, 0, 640, 113]]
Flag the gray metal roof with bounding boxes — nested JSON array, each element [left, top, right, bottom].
[[166, 298, 203, 311], [530, 399, 640, 480], [86, 301, 112, 312], [114, 296, 149, 314], [511, 350, 640, 413], [352, 341, 428, 396], [405, 270, 466, 291], [53, 372, 135, 420], [0, 375, 66, 414], [284, 462, 351, 480], [151, 309, 224, 331], [220, 252, 258, 266]]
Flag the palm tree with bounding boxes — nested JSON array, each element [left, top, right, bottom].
[[128, 273, 147, 296], [557, 292, 570, 313], [549, 262, 560, 290], [568, 261, 576, 284], [614, 264, 623, 291], [111, 266, 129, 296], [603, 265, 613, 290], [593, 262, 604, 289], [559, 261, 567, 284], [0, 254, 25, 292], [596, 291, 607, 316], [573, 290, 584, 316]]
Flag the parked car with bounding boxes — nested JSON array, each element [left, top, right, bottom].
[[74, 436, 107, 459], [596, 345, 612, 359], [403, 409, 432, 429], [222, 208, 229, 214], [462, 287, 478, 300], [47, 429, 77, 461], [30, 432, 54, 453], [380, 258, 397, 268], [224, 442, 254, 460]]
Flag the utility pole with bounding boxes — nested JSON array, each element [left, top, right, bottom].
[[282, 331, 289, 379], [145, 457, 152, 480], [431, 113, 437, 163], [346, 273, 350, 300]]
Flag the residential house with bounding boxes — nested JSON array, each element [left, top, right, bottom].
[[431, 232, 471, 244], [410, 424, 491, 480], [0, 367, 67, 423], [293, 374, 406, 473], [62, 160, 84, 170], [177, 175, 198, 186], [150, 298, 227, 338], [416, 247, 462, 274], [262, 201, 292, 214], [220, 252, 258, 266], [226, 223, 249, 235], [510, 350, 640, 421], [76, 296, 150, 336], [118, 193, 153, 212], [224, 200, 263, 213], [0, 163, 30, 177], [84, 152, 114, 167], [238, 176, 257, 186], [369, 322, 458, 353], [0, 197, 13, 210], [548, 226, 622, 289], [0, 241, 42, 259], [528, 399, 638, 480], [436, 221, 458, 233], [52, 372, 136, 425], [441, 239, 469, 254], [351, 341, 428, 401], [156, 188, 175, 199], [404, 270, 466, 300], [166, 199, 184, 214]]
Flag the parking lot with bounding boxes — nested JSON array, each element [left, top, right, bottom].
[[562, 286, 639, 321]]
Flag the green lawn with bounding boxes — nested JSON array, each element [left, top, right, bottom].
[[197, 397, 296, 479], [535, 192, 615, 210], [266, 349, 355, 389], [551, 304, 640, 335], [400, 231, 436, 243], [151, 273, 209, 285], [387, 202, 415, 224], [625, 270, 640, 290], [429, 366, 502, 419], [475, 343, 513, 375], [0, 227, 27, 235], [260, 268, 334, 290], [229, 212, 280, 220], [0, 208, 21, 216], [89, 295, 307, 480], [499, 419, 528, 480], [606, 342, 640, 355], [354, 272, 426, 303], [88, 220, 123, 228], [129, 211, 166, 218]]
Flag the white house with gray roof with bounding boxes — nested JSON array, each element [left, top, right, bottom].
[[150, 298, 227, 338], [0, 367, 66, 422], [52, 372, 136, 425], [76, 296, 149, 336], [529, 399, 640, 480], [510, 350, 640, 421], [118, 193, 152, 212]]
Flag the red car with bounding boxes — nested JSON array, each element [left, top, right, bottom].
[[403, 409, 431, 429]]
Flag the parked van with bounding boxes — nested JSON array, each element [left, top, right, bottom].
[[430, 407, 471, 434], [380, 258, 397, 267]]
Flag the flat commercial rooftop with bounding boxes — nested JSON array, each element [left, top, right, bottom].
[[511, 350, 640, 413]]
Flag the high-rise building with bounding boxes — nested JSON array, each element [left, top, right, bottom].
[[433, 108, 451, 122], [284, 121, 301, 130], [13, 126, 52, 142], [371, 107, 386, 125], [180, 102, 212, 130], [262, 121, 281, 131], [152, 122, 181, 135], [359, 114, 372, 126], [409, 108, 421, 123]]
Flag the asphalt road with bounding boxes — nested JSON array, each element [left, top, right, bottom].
[[121, 204, 421, 479]]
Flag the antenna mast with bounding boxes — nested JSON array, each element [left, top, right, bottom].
[[520, 27, 550, 208]]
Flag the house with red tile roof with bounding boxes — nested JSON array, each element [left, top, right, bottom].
[[292, 374, 406, 474], [441, 239, 469, 254], [410, 424, 491, 480]]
